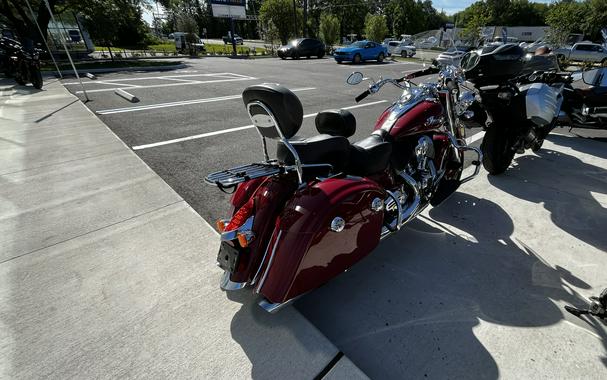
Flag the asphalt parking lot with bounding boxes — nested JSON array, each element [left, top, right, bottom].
[[62, 56, 485, 222]]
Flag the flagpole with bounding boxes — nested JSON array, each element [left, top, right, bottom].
[[43, 0, 89, 101]]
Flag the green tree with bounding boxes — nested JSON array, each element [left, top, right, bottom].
[[0, 0, 149, 47], [0, 0, 68, 45], [583, 0, 607, 41], [77, 0, 149, 59], [319, 13, 340, 46], [317, 0, 370, 40], [545, 0, 586, 47], [364, 14, 388, 42], [259, 0, 302, 44], [460, 1, 490, 46], [385, 0, 426, 37]]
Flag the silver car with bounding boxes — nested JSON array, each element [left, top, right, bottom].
[[384, 41, 416, 57]]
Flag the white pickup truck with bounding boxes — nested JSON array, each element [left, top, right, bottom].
[[554, 42, 607, 65]]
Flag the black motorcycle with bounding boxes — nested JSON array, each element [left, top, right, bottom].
[[559, 67, 607, 130], [459, 44, 568, 175], [0, 37, 43, 89]]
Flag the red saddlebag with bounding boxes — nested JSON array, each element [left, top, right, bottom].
[[256, 176, 385, 303]]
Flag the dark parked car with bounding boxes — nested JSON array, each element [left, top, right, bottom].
[[278, 38, 325, 59]]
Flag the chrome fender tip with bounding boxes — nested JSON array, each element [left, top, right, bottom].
[[258, 298, 294, 313], [258, 293, 307, 313], [219, 270, 247, 291]]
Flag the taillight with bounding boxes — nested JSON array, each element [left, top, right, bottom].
[[224, 198, 255, 232]]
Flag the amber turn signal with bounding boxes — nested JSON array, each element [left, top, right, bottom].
[[237, 232, 254, 248], [237, 233, 248, 247], [216, 219, 226, 233]]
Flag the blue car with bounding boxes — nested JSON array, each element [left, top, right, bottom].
[[334, 40, 388, 64]]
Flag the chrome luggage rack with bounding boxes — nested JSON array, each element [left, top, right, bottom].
[[204, 162, 294, 188]]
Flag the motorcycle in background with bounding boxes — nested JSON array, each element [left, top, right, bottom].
[[204, 65, 481, 312], [0, 37, 44, 90], [459, 44, 567, 175], [560, 67, 607, 130]]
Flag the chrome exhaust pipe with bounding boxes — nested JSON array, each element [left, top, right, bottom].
[[398, 172, 421, 225], [381, 172, 421, 239]]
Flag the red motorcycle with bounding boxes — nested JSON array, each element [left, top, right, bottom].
[[205, 64, 482, 312]]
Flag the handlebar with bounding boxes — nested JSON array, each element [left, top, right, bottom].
[[355, 89, 371, 103]]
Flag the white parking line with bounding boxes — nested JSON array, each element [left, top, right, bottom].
[[63, 72, 245, 85], [465, 131, 485, 145], [157, 77, 203, 83], [132, 100, 389, 150], [96, 87, 317, 115], [76, 77, 258, 94]]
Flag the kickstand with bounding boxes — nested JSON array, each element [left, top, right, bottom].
[[564, 288, 607, 321]]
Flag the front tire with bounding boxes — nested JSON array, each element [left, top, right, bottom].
[[377, 52, 385, 63], [601, 58, 607, 67], [401, 51, 407, 58], [480, 125, 516, 175], [353, 53, 362, 64]]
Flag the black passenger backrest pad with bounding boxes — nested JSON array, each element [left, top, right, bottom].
[[242, 83, 303, 140], [315, 109, 356, 137]]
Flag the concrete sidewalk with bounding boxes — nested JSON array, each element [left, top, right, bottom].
[[298, 134, 607, 379], [0, 79, 367, 379]]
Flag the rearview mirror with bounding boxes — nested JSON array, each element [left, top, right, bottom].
[[582, 68, 606, 86], [347, 71, 363, 85]]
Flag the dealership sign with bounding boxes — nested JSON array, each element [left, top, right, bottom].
[[211, 0, 246, 19]]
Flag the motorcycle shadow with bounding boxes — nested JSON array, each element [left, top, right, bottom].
[[0, 81, 43, 96], [226, 288, 339, 378], [295, 192, 604, 379], [549, 132, 607, 161], [488, 145, 607, 252]]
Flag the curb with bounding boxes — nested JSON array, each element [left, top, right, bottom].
[[45, 63, 187, 76]]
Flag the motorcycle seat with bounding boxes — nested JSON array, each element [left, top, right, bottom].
[[315, 109, 356, 137], [347, 132, 392, 176], [277, 134, 350, 172], [577, 86, 607, 104]]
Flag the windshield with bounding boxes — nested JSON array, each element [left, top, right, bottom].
[[350, 41, 366, 48], [290, 39, 302, 46]]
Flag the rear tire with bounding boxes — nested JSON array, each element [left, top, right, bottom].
[[317, 49, 324, 58], [480, 125, 516, 175], [377, 52, 385, 63], [602, 58, 607, 67], [353, 53, 362, 64], [15, 65, 26, 85], [31, 67, 42, 89]]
